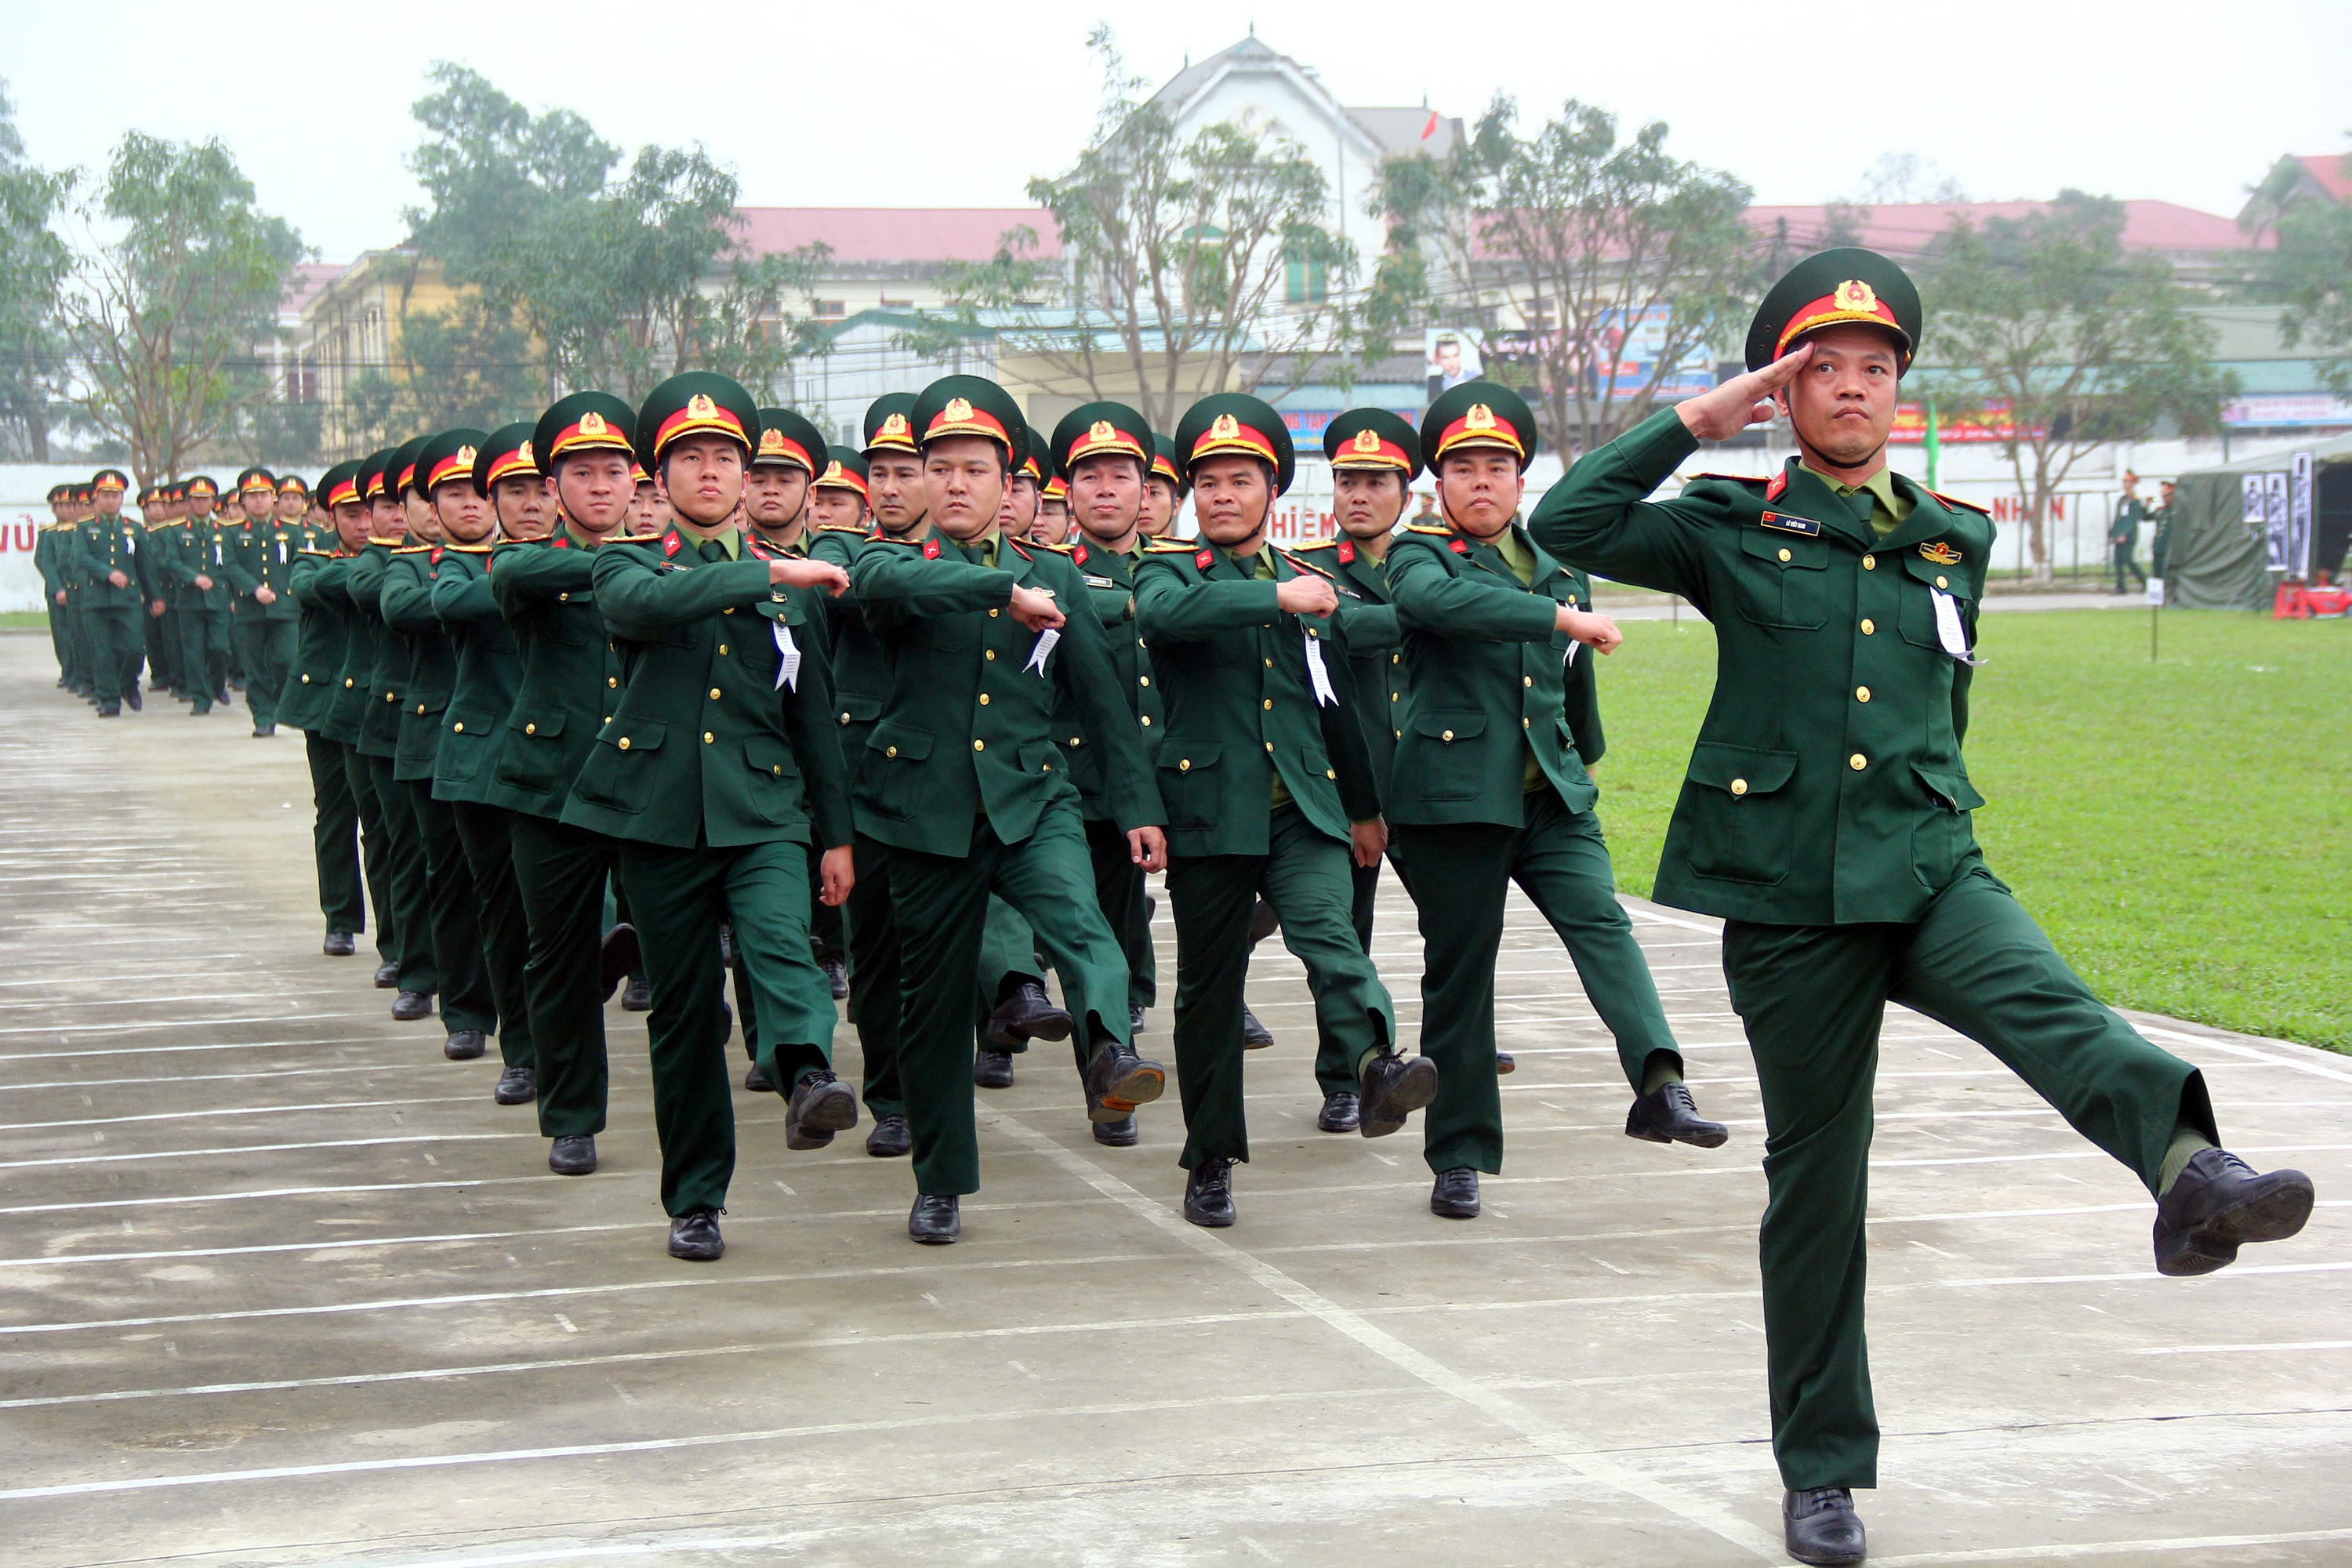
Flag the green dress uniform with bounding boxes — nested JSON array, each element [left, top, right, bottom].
[[1134, 394, 1411, 1185], [352, 497, 437, 1007], [2109, 492, 2149, 593], [281, 460, 375, 947], [849, 376, 1166, 1204], [223, 468, 299, 731], [174, 482, 236, 710], [487, 394, 637, 1152], [144, 497, 183, 698], [1528, 249, 2218, 1495], [67, 474, 154, 714], [34, 500, 78, 689]]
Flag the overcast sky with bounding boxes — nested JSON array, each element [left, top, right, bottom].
[[9, 0, 2349, 263]]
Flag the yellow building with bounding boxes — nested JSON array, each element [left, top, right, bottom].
[[289, 251, 469, 456]]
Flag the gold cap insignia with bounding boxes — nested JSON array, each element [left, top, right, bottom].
[[455, 445, 477, 470], [1465, 403, 1495, 431], [822, 461, 844, 481], [688, 393, 717, 419], [1089, 419, 1116, 445], [759, 428, 789, 456], [880, 412, 909, 439], [944, 397, 974, 423], [517, 440, 534, 465], [1210, 412, 1240, 441], [1352, 427, 1383, 454], [579, 411, 608, 437], [1834, 279, 1879, 314]]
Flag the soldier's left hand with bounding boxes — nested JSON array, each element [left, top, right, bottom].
[[1128, 826, 1167, 873], [1559, 608, 1623, 654], [818, 844, 855, 906], [1349, 817, 1388, 869]]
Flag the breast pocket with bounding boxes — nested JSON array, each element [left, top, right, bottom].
[[494, 710, 569, 793], [860, 720, 933, 821], [570, 720, 665, 813], [1156, 739, 1224, 833], [1733, 531, 1830, 630], [743, 735, 804, 824], [1898, 554, 1975, 650], [1679, 741, 1798, 885], [1403, 711, 1486, 800]]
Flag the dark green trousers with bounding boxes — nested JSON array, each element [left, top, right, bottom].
[[1167, 803, 1396, 1171], [362, 753, 436, 996], [84, 606, 140, 712], [303, 731, 365, 937], [1722, 863, 2209, 1491], [147, 605, 179, 693], [342, 745, 396, 964], [180, 606, 230, 711], [407, 782, 495, 1035], [1396, 785, 1676, 1177], [1085, 816, 1156, 1011], [735, 850, 851, 1062], [452, 800, 533, 1070], [618, 837, 836, 1216], [234, 615, 295, 727], [891, 804, 1134, 1196], [47, 599, 72, 684], [843, 832, 906, 1120], [510, 812, 614, 1139], [1306, 849, 1411, 1098]]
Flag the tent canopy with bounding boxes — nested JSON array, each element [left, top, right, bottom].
[[2165, 431, 2352, 608]]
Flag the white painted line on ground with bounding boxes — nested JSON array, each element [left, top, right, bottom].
[[0, 1093, 481, 1133], [2130, 1339, 2352, 1356], [0, 1131, 534, 1172], [1871, 1525, 2352, 1564], [2136, 1023, 2352, 1087]]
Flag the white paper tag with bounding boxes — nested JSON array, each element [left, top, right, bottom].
[[772, 621, 800, 691], [2144, 576, 2165, 607], [1024, 627, 1060, 676], [1563, 641, 1579, 667], [1303, 633, 1336, 706], [1929, 588, 1979, 663]]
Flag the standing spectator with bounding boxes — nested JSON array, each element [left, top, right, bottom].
[[2151, 478, 2178, 581], [2110, 471, 2149, 593]]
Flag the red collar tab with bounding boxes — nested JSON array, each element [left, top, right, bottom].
[[429, 546, 443, 564], [922, 537, 941, 559], [1449, 536, 1469, 554], [662, 531, 682, 557], [1766, 468, 1789, 502], [550, 533, 571, 548], [1196, 547, 1215, 570], [1071, 541, 1087, 564], [1336, 538, 1356, 564]]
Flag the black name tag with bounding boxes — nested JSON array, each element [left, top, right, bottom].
[[1759, 511, 1821, 535]]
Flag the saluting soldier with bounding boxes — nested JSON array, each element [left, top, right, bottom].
[[67, 470, 156, 717], [850, 375, 1169, 1243], [1531, 248, 2316, 1565], [564, 372, 856, 1261], [223, 466, 300, 737], [281, 460, 376, 956], [1134, 394, 1436, 1228], [353, 439, 439, 1024], [435, 423, 551, 1106], [1385, 382, 1720, 1229], [488, 394, 641, 1178]]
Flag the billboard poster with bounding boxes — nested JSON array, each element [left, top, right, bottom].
[[1576, 307, 1714, 403], [2263, 471, 2291, 570], [1424, 330, 1483, 401], [1889, 400, 2029, 445], [2242, 474, 2267, 524], [2289, 450, 2314, 579]]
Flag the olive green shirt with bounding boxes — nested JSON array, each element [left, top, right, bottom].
[[1802, 461, 1913, 538]]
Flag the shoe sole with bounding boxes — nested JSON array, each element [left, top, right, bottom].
[[865, 1136, 911, 1158], [444, 1039, 485, 1061], [494, 1083, 537, 1105], [1243, 1034, 1273, 1050], [1006, 1012, 1073, 1044], [1785, 1540, 1866, 1567], [1359, 1058, 1439, 1139], [1624, 1118, 1731, 1150], [1183, 1204, 1235, 1228], [550, 1159, 597, 1176], [1089, 1061, 1166, 1121], [2157, 1172, 2316, 1276], [668, 1241, 724, 1261], [909, 1218, 960, 1245], [1431, 1200, 1481, 1219], [1317, 1116, 1359, 1134], [1496, 1054, 1515, 1075], [1093, 1128, 1139, 1148]]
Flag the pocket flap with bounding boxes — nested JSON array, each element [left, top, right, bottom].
[[1912, 761, 1985, 812], [1410, 711, 1486, 741], [1686, 741, 1796, 796], [510, 710, 567, 738], [603, 718, 664, 752], [744, 735, 795, 775], [1902, 551, 1975, 598], [1160, 739, 1222, 771], [839, 694, 883, 724], [1741, 530, 1829, 569], [867, 720, 932, 760]]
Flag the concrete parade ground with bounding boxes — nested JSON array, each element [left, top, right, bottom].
[[0, 633, 2346, 1568]]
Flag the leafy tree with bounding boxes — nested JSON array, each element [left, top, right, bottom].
[[1369, 96, 1757, 459], [2245, 146, 2352, 395], [404, 63, 616, 283], [57, 132, 303, 488], [0, 82, 74, 460], [1926, 191, 2234, 581]]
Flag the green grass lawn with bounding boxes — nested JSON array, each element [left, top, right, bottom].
[[1591, 608, 2351, 1051], [0, 612, 53, 631]]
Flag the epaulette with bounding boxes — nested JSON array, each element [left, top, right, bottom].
[[444, 543, 492, 554], [1143, 539, 1196, 553], [1024, 539, 1075, 554], [365, 536, 403, 547], [1686, 471, 1768, 485], [296, 547, 337, 558], [1290, 536, 1337, 550], [1005, 539, 1034, 562], [607, 532, 664, 544], [812, 523, 866, 534], [868, 533, 923, 546], [1403, 523, 1451, 536], [1928, 488, 1990, 517], [1277, 549, 1334, 582], [392, 544, 434, 555]]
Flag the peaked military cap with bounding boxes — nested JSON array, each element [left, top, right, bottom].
[[1175, 393, 1295, 494], [387, 437, 430, 503], [637, 371, 757, 467], [862, 392, 919, 456], [358, 449, 394, 503], [185, 474, 220, 499], [1014, 420, 1047, 483], [1324, 408, 1421, 477], [753, 407, 825, 473], [534, 391, 637, 473], [71, 482, 93, 503], [234, 466, 277, 495], [1041, 472, 1068, 505], [1745, 246, 1920, 372], [277, 473, 310, 497], [45, 483, 68, 504], [1149, 432, 1184, 495], [814, 445, 870, 499], [318, 459, 366, 510], [911, 375, 1022, 456], [1051, 401, 1151, 477], [472, 422, 540, 494], [415, 429, 490, 497], [1422, 379, 1538, 468]]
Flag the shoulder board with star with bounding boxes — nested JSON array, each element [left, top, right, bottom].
[[1276, 549, 1334, 581], [1927, 488, 1991, 517], [1289, 536, 1337, 551], [1403, 523, 1451, 536], [1023, 539, 1075, 554], [1143, 539, 1198, 553], [393, 544, 434, 555], [812, 523, 867, 535], [444, 543, 492, 554], [296, 547, 337, 558]]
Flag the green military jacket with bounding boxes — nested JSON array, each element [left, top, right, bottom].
[[281, 550, 352, 734], [2111, 495, 2147, 548], [317, 550, 379, 746], [1290, 534, 1405, 791], [1530, 406, 1992, 926], [848, 531, 1161, 858], [350, 544, 408, 761], [559, 526, 851, 851], [34, 524, 69, 604], [1131, 539, 1381, 858], [167, 519, 237, 611], [1382, 521, 1606, 829], [429, 543, 519, 806], [223, 517, 303, 622], [67, 513, 155, 611], [806, 524, 895, 802], [1051, 534, 1163, 819], [484, 528, 624, 822], [380, 546, 457, 783]]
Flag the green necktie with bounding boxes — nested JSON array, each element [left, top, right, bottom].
[[699, 538, 730, 564]]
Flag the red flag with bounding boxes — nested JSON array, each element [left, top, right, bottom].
[[1421, 111, 1439, 140]]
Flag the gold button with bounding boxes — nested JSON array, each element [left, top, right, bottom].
[[524, 722, 536, 735], [1523, 676, 1533, 687], [386, 691, 396, 702], [709, 687, 722, 700], [300, 673, 311, 684], [1730, 779, 1748, 796], [558, 591, 568, 601], [1441, 729, 1454, 742], [771, 764, 781, 775], [1566, 594, 1577, 605], [1523, 717, 1530, 728], [973, 739, 985, 751], [985, 649, 996, 661], [841, 713, 852, 724], [1856, 686, 1871, 702], [1777, 548, 1791, 562], [1394, 728, 1403, 739], [344, 677, 354, 688], [452, 722, 464, 733], [1849, 753, 1867, 771], [1262, 699, 1273, 710], [886, 746, 898, 757], [1264, 742, 1273, 753], [416, 702, 426, 714], [987, 608, 999, 618], [1137, 637, 1146, 648], [703, 731, 714, 744], [717, 644, 728, 655], [1862, 554, 1876, 570], [1860, 618, 1875, 635], [1390, 691, 1399, 702], [604, 716, 611, 724], [1936, 575, 1949, 589], [618, 737, 631, 751], [608, 676, 618, 688], [1139, 716, 1151, 726], [978, 693, 990, 706], [1264, 657, 1273, 668], [1179, 758, 1192, 771], [1138, 676, 1149, 687]]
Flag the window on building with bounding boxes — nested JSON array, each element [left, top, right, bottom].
[[814, 300, 846, 318], [1283, 241, 1328, 306]]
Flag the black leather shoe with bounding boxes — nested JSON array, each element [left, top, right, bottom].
[[214, 685, 231, 707], [865, 1114, 911, 1157], [125, 688, 143, 711], [825, 957, 848, 1000], [1626, 1081, 1730, 1149], [1495, 1051, 1515, 1074], [549, 1134, 597, 1175], [1129, 1004, 1146, 1033], [1242, 1007, 1273, 1048], [986, 979, 1073, 1046], [1083, 1040, 1166, 1122], [1316, 1091, 1360, 1133], [668, 1207, 724, 1261], [1185, 1158, 1236, 1227], [973, 1046, 1016, 1089], [322, 931, 356, 956], [909, 1193, 960, 1244], [373, 961, 398, 988], [743, 1062, 773, 1093], [1358, 1053, 1439, 1139], [622, 977, 652, 1012], [494, 1064, 536, 1105], [2154, 1147, 2314, 1276], [252, 723, 274, 738], [442, 1029, 486, 1061], [786, 1069, 859, 1150], [1247, 898, 1279, 944], [1093, 1115, 1138, 1147], [391, 990, 433, 1022], [1784, 1486, 1866, 1566], [599, 924, 639, 1002], [1431, 1167, 1480, 1219]]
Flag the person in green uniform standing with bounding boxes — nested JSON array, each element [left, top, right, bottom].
[[1385, 382, 1722, 1225], [277, 474, 312, 535], [321, 452, 403, 985], [850, 375, 1169, 1243], [36, 487, 77, 690], [564, 372, 857, 1261], [68, 470, 157, 717], [353, 440, 440, 1024], [143, 483, 184, 702], [224, 466, 299, 737], [1531, 247, 2316, 1565], [173, 477, 236, 713], [489, 394, 641, 1178], [436, 423, 550, 1106], [281, 459, 371, 957], [2109, 470, 2149, 594], [1134, 394, 1436, 1226]]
